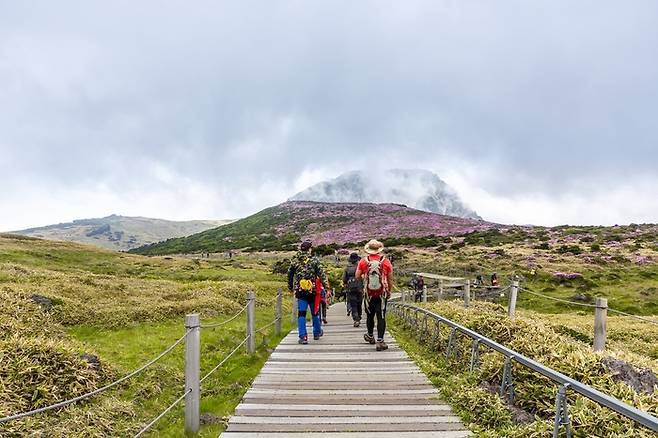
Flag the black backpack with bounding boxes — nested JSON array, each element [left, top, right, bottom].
[[344, 265, 360, 292]]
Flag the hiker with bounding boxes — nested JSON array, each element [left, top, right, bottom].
[[343, 252, 363, 327], [356, 239, 393, 351], [287, 239, 328, 344], [414, 275, 425, 302], [316, 277, 330, 325], [491, 272, 499, 287]]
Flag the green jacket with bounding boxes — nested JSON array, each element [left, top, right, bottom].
[[287, 251, 328, 298]]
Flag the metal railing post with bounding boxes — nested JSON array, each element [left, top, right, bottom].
[[422, 285, 427, 303], [184, 314, 200, 434], [508, 281, 519, 319], [439, 279, 444, 300], [464, 280, 471, 308], [275, 288, 282, 336], [246, 291, 256, 354], [593, 297, 608, 352]]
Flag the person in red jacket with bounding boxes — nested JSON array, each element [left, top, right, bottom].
[[355, 239, 393, 351]]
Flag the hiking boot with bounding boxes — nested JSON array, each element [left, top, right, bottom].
[[298, 336, 308, 345], [364, 333, 375, 344], [353, 320, 360, 328], [322, 319, 328, 324], [314, 329, 324, 340], [376, 340, 388, 351]]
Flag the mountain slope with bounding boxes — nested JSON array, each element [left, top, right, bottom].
[[289, 169, 480, 219], [12, 215, 233, 251], [131, 201, 495, 255]]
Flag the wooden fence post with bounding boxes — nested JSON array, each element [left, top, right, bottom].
[[508, 281, 519, 320], [246, 291, 256, 354], [439, 279, 444, 300], [464, 280, 471, 308], [275, 288, 282, 336], [184, 314, 200, 434], [422, 285, 428, 303], [593, 297, 608, 352]]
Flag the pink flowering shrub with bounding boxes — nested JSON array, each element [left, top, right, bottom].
[[553, 272, 583, 280]]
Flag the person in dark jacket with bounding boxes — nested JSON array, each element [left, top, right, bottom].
[[287, 239, 328, 344], [343, 252, 363, 327]]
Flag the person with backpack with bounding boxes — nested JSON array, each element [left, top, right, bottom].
[[356, 240, 393, 351], [315, 277, 331, 325], [287, 239, 328, 344], [343, 252, 363, 327], [414, 275, 425, 302]]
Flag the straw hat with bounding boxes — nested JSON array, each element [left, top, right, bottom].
[[364, 239, 384, 255]]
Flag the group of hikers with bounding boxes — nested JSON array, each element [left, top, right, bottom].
[[287, 239, 393, 351]]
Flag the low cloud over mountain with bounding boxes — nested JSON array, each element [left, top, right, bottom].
[[289, 169, 480, 220]]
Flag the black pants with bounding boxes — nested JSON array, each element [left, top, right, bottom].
[[365, 296, 386, 340], [349, 298, 362, 322], [320, 302, 327, 320]]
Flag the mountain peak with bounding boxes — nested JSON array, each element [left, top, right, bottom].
[[289, 169, 480, 219]]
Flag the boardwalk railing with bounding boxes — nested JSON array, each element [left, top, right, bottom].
[[389, 301, 658, 437], [406, 272, 658, 353], [0, 288, 285, 437]]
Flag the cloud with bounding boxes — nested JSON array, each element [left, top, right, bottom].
[[1, 1, 657, 229]]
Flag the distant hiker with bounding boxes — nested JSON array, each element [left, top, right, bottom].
[[343, 252, 363, 327], [414, 275, 425, 303], [288, 239, 328, 344], [315, 277, 330, 325], [491, 272, 499, 287], [356, 240, 393, 351], [475, 274, 484, 287]]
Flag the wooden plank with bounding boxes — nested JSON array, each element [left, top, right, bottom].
[[219, 302, 469, 437], [226, 423, 467, 432], [221, 432, 472, 438]]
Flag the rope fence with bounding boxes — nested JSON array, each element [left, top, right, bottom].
[[200, 303, 249, 328], [0, 328, 192, 424], [519, 286, 598, 308], [200, 336, 250, 384], [0, 288, 287, 438], [133, 389, 192, 438], [256, 317, 281, 334]]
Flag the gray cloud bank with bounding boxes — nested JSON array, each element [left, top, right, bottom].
[[1, 1, 657, 230]]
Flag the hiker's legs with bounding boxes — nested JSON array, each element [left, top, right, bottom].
[[350, 298, 361, 322], [297, 298, 309, 339], [365, 297, 375, 336], [311, 305, 322, 337], [377, 297, 386, 341], [372, 297, 386, 340], [321, 302, 327, 320]]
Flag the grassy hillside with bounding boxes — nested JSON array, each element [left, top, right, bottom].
[[12, 215, 233, 251], [391, 301, 658, 437], [383, 224, 658, 315], [131, 201, 495, 255], [0, 234, 291, 437], [2, 217, 657, 436]]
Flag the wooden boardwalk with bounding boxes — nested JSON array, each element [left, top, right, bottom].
[[220, 303, 471, 437]]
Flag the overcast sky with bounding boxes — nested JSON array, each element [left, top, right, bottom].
[[1, 1, 657, 230]]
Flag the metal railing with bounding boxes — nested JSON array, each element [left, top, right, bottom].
[[0, 288, 287, 437], [389, 301, 658, 437]]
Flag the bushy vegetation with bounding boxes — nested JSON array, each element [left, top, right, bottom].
[[0, 234, 292, 437], [391, 301, 658, 437]]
